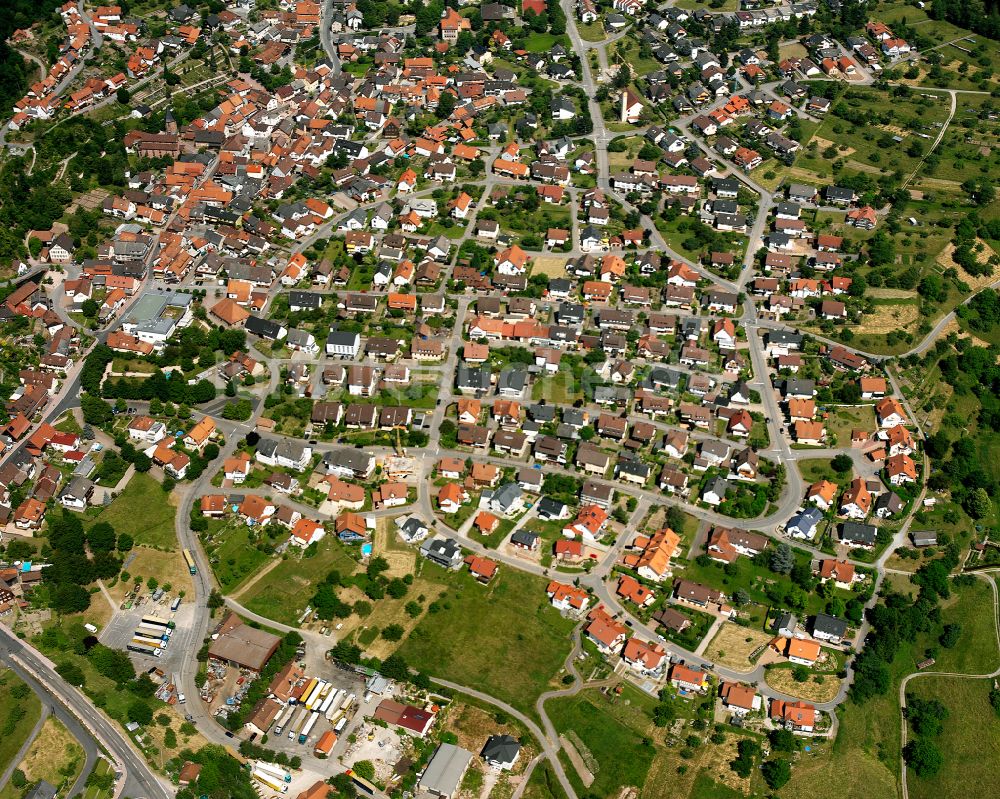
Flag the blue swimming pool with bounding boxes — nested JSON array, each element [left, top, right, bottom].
[[361, 543, 373, 557]]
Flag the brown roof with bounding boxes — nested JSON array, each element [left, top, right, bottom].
[[267, 660, 305, 703], [211, 297, 250, 325], [178, 762, 202, 786], [246, 697, 281, 732]]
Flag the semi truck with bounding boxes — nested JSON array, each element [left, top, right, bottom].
[[273, 705, 296, 736], [297, 678, 318, 706], [298, 711, 319, 744], [304, 680, 327, 710], [254, 762, 292, 783], [135, 623, 170, 641], [251, 770, 288, 794], [127, 638, 162, 657], [318, 688, 340, 717], [287, 707, 309, 740], [140, 615, 175, 630], [132, 632, 168, 649]]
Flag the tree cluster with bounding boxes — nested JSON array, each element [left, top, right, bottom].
[[41, 511, 127, 614], [850, 546, 961, 703]]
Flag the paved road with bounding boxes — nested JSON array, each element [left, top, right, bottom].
[[0, 629, 170, 799], [13, 47, 46, 83]]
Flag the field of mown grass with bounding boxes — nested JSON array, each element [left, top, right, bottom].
[[399, 566, 575, 719]]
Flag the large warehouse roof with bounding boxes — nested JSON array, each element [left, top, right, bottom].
[[208, 615, 281, 672]]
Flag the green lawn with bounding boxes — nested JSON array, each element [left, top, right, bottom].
[[778, 85, 950, 185], [545, 687, 657, 798], [54, 413, 83, 436], [934, 576, 999, 675], [524, 33, 569, 53], [825, 405, 876, 447], [576, 22, 607, 43], [199, 517, 272, 594], [80, 759, 115, 799], [905, 677, 1000, 799], [84, 473, 177, 550], [241, 536, 359, 625], [523, 515, 574, 545], [608, 40, 661, 77], [657, 604, 716, 652], [0, 669, 42, 777], [678, 544, 859, 623], [798, 458, 851, 485], [691, 773, 745, 799], [111, 357, 156, 374], [439, 493, 480, 531], [480, 518, 517, 550], [521, 761, 570, 799], [532, 371, 582, 403], [0, 716, 84, 799], [399, 567, 575, 719]]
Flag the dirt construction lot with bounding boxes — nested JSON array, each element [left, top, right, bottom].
[[855, 302, 920, 335], [340, 718, 406, 783], [765, 666, 843, 702], [702, 623, 772, 672], [531, 255, 568, 278]]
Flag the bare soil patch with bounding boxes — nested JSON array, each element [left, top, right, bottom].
[[531, 255, 569, 278], [703, 624, 772, 673], [373, 522, 415, 578], [937, 241, 998, 291], [559, 734, 595, 787], [866, 287, 919, 300], [813, 136, 855, 157], [855, 302, 920, 335], [765, 667, 843, 702], [880, 124, 910, 137]]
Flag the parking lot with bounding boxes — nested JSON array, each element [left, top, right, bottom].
[[98, 589, 197, 676], [212, 656, 369, 765]]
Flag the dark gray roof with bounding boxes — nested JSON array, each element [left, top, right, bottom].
[[511, 530, 538, 547], [536, 497, 565, 517], [788, 506, 822, 532], [812, 613, 848, 638], [288, 291, 322, 309], [481, 734, 520, 763], [840, 522, 878, 545], [245, 315, 284, 340], [491, 482, 522, 511]]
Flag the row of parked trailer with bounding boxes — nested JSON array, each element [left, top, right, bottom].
[[272, 680, 356, 746], [126, 615, 176, 658], [250, 761, 293, 794]]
